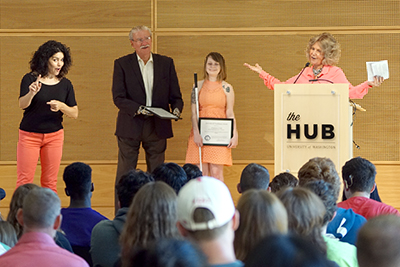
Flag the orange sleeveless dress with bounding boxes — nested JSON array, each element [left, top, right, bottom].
[[185, 80, 232, 166]]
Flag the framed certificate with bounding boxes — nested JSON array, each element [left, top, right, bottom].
[[199, 118, 233, 146]]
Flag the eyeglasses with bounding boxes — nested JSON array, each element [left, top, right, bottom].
[[132, 36, 151, 43]]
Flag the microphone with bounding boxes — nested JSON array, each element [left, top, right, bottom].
[[194, 73, 198, 88], [294, 62, 310, 84], [0, 188, 5, 200], [309, 78, 334, 84]]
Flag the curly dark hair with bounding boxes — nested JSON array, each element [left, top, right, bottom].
[[152, 163, 187, 194], [116, 169, 154, 208], [29, 40, 72, 78], [302, 180, 337, 224], [270, 172, 298, 193], [63, 162, 92, 200]]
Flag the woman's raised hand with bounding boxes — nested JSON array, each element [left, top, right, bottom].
[[244, 63, 263, 74], [29, 75, 42, 95]]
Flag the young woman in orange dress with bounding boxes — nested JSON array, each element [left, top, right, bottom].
[[185, 52, 238, 182]]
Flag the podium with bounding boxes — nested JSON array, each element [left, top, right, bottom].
[[274, 84, 352, 176]]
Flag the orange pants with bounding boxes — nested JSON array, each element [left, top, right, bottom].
[[16, 129, 64, 193]]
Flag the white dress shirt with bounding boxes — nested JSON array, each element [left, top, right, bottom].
[[137, 53, 154, 106]]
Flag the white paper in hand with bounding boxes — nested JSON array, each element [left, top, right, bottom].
[[366, 60, 389, 81]]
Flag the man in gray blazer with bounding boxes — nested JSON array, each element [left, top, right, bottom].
[[112, 25, 183, 212]]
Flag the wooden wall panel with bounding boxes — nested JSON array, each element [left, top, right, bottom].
[[156, 0, 399, 29], [1, 0, 151, 29], [339, 34, 400, 161]]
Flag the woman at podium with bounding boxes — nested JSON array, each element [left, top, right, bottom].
[[244, 32, 384, 99]]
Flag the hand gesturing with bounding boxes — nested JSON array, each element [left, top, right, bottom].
[[29, 75, 42, 95]]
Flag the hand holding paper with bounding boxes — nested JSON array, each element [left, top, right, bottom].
[[366, 60, 389, 82]]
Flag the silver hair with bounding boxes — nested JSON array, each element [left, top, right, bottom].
[[129, 25, 152, 41]]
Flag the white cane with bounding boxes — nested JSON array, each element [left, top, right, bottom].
[[194, 73, 202, 172]]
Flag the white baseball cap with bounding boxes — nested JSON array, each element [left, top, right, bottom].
[[177, 176, 235, 231]]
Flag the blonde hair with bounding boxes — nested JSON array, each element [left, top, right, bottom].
[[306, 32, 341, 66]]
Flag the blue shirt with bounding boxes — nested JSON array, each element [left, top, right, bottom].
[[61, 207, 108, 247], [326, 207, 366, 245]]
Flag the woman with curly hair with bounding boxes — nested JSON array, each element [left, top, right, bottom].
[[244, 32, 384, 99], [119, 181, 180, 267], [17, 40, 78, 193]]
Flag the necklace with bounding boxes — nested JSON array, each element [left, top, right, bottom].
[[313, 67, 322, 77]]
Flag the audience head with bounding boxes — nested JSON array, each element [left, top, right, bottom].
[[238, 163, 270, 193], [246, 234, 336, 267], [298, 157, 341, 199], [357, 215, 400, 267], [182, 164, 203, 181], [0, 221, 17, 247], [302, 180, 337, 225], [152, 162, 188, 194], [0, 188, 5, 201], [342, 157, 376, 194], [63, 162, 93, 200], [0, 188, 4, 221], [177, 176, 238, 242], [7, 183, 39, 238], [0, 188, 5, 221], [19, 188, 61, 234], [234, 189, 288, 261], [120, 181, 179, 260], [269, 172, 298, 193], [125, 238, 208, 267], [306, 32, 341, 66], [116, 169, 154, 209], [277, 187, 327, 255]]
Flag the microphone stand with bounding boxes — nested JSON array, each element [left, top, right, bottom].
[[294, 62, 310, 84]]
